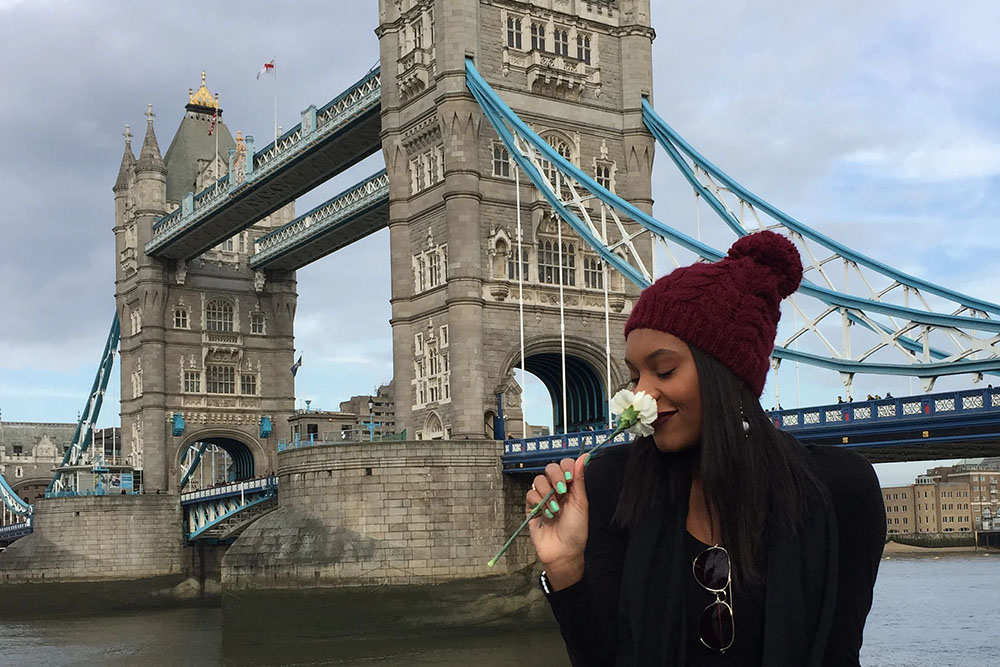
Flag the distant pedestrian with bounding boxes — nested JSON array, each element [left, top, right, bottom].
[[837, 396, 843, 404], [885, 392, 893, 399]]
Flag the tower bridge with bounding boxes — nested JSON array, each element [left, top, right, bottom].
[[2, 0, 999, 600]]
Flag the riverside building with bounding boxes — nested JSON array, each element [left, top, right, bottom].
[[881, 460, 1000, 535]]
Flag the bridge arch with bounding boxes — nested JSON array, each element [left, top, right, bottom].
[[498, 335, 628, 434], [173, 429, 268, 491]]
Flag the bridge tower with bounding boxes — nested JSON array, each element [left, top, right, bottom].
[[377, 0, 655, 438], [113, 74, 297, 493]]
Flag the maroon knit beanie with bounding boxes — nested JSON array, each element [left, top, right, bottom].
[[624, 231, 803, 396]]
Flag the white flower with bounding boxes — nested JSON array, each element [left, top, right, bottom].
[[609, 389, 658, 437]]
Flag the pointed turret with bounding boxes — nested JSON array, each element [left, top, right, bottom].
[[136, 103, 166, 174], [134, 103, 167, 216], [113, 124, 136, 193]]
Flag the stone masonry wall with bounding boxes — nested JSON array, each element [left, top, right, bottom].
[[0, 494, 184, 583], [222, 440, 537, 589]]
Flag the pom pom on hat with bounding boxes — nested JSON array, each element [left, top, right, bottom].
[[624, 231, 803, 396], [726, 232, 803, 298]]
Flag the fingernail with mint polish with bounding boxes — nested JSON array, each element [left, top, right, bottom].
[[564, 470, 573, 481], [549, 499, 560, 513], [544, 509, 554, 520], [556, 481, 567, 494]]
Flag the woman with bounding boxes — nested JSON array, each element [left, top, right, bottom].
[[527, 231, 885, 666]]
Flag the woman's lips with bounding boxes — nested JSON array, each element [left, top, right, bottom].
[[652, 411, 676, 428]]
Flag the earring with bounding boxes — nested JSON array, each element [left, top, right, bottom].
[[740, 406, 750, 438]]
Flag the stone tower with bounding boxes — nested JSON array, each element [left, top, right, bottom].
[[113, 73, 297, 492], [377, 0, 655, 439]]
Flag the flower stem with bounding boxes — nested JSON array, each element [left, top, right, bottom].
[[487, 424, 626, 567]]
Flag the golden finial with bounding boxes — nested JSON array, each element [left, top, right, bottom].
[[188, 70, 218, 109]]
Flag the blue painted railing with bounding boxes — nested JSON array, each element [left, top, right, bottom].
[[180, 476, 277, 506], [502, 388, 1000, 471], [502, 428, 636, 473], [0, 517, 33, 541], [766, 387, 1000, 431]]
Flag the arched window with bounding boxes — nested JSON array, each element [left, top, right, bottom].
[[205, 299, 234, 332], [424, 412, 444, 440], [540, 135, 573, 195]]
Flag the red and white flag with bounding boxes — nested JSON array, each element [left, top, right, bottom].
[[207, 107, 218, 136], [256, 59, 275, 79]]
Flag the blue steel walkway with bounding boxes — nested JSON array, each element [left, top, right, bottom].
[[503, 388, 1000, 471]]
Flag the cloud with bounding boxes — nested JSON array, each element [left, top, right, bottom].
[[1, 0, 997, 476]]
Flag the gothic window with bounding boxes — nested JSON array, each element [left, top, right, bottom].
[[415, 256, 427, 292], [131, 365, 143, 398], [428, 251, 443, 287], [205, 299, 234, 332], [14, 466, 22, 478], [427, 150, 439, 184], [553, 28, 569, 56], [130, 308, 142, 336], [412, 20, 423, 49], [217, 237, 235, 252], [206, 365, 236, 394], [439, 325, 449, 347], [595, 161, 614, 191], [506, 16, 522, 49], [538, 239, 576, 286], [584, 256, 604, 289], [183, 370, 201, 393], [492, 142, 511, 178], [412, 157, 426, 192], [410, 146, 444, 194], [576, 33, 592, 64], [173, 307, 189, 329], [241, 374, 258, 396], [507, 247, 529, 281], [424, 412, 444, 440], [530, 22, 545, 51], [540, 135, 573, 196], [250, 311, 265, 335]]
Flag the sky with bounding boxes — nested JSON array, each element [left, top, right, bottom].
[[1, 1, 998, 486]]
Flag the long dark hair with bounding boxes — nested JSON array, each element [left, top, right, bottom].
[[613, 345, 821, 586]]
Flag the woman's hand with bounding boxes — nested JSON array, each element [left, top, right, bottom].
[[526, 455, 590, 590]]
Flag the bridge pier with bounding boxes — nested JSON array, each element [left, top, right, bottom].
[[0, 494, 213, 616], [223, 439, 536, 588]]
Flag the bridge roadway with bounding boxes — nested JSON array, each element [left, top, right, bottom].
[[503, 387, 1000, 472], [181, 476, 278, 542], [145, 68, 382, 261]]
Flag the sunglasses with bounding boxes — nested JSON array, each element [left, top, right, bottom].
[[692, 545, 734, 652]]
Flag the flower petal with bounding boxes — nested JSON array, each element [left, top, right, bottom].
[[609, 389, 635, 417]]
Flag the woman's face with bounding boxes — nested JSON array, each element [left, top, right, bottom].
[[624, 328, 702, 453]]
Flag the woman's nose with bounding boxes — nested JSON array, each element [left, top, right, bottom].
[[634, 374, 660, 400]]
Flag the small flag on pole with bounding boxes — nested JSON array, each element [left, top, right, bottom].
[[290, 354, 303, 377], [257, 59, 276, 79], [207, 107, 218, 136]]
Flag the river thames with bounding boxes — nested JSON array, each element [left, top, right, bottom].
[[1, 553, 996, 666]]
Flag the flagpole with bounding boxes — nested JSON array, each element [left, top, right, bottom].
[[273, 57, 278, 145]]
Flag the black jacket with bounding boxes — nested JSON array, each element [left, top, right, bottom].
[[546, 438, 886, 666]]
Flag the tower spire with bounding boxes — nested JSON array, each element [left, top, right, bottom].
[[113, 124, 136, 192], [137, 103, 165, 174]]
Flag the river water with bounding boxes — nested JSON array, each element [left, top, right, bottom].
[[1, 554, 996, 666]]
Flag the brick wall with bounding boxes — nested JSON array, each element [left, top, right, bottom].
[[222, 440, 537, 589]]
